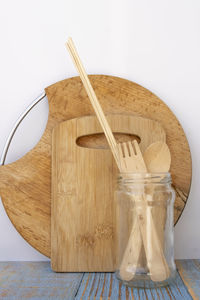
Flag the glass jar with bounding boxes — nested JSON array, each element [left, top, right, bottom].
[[115, 173, 176, 288]]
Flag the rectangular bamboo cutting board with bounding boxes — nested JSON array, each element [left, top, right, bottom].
[[51, 114, 166, 272]]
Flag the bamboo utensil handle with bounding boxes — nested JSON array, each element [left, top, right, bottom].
[[119, 212, 143, 281], [145, 195, 170, 282]]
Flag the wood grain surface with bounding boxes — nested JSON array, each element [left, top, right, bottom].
[[0, 75, 192, 258], [1, 260, 198, 299], [51, 114, 166, 272], [176, 260, 200, 300]]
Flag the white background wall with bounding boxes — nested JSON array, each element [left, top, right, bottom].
[[0, 0, 199, 260]]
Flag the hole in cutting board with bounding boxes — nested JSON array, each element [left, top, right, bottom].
[[76, 133, 141, 149]]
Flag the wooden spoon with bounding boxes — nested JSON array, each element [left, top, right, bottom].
[[143, 141, 171, 173], [144, 141, 171, 281]]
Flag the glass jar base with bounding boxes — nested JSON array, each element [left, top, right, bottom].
[[115, 270, 177, 288]]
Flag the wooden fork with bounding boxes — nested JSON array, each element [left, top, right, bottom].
[[117, 140, 170, 282], [117, 140, 146, 280]]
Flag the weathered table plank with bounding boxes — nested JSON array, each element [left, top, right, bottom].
[[0, 261, 199, 299], [75, 270, 191, 299], [177, 259, 200, 300], [0, 262, 83, 300]]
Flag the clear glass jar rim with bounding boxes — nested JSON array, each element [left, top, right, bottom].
[[119, 172, 171, 177], [117, 172, 172, 184]]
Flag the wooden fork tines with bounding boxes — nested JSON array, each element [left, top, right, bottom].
[[117, 140, 147, 173]]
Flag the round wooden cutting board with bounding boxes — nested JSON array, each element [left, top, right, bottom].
[[0, 75, 192, 258]]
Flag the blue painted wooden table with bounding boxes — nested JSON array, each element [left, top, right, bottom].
[[0, 260, 199, 299]]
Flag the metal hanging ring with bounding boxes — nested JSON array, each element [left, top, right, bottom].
[[0, 92, 46, 165]]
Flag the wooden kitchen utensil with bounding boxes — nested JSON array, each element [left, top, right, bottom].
[[144, 141, 171, 269], [118, 140, 146, 281], [0, 75, 191, 259], [66, 37, 120, 170], [143, 141, 171, 173], [142, 141, 171, 282], [51, 114, 166, 271], [118, 141, 170, 282]]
